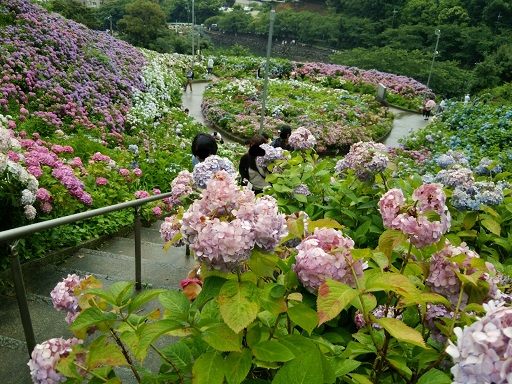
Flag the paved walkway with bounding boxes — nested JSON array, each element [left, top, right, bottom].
[[384, 107, 430, 147], [182, 82, 430, 148]]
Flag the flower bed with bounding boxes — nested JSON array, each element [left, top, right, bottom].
[[202, 78, 392, 152]]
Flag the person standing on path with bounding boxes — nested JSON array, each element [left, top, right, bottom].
[[423, 98, 436, 121], [207, 57, 214, 77], [239, 134, 270, 195], [184, 68, 194, 92]]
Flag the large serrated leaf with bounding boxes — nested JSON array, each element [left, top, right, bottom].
[[288, 303, 318, 335], [307, 218, 344, 233], [134, 319, 184, 360], [218, 280, 260, 333], [417, 368, 452, 384], [128, 288, 167, 314], [68, 307, 117, 331], [202, 323, 241, 352], [378, 229, 407, 258], [252, 340, 295, 362], [159, 290, 190, 319], [161, 341, 193, 371], [248, 249, 278, 278], [192, 351, 224, 384], [271, 347, 324, 384], [224, 349, 253, 384], [481, 218, 501, 236], [374, 317, 427, 348], [365, 273, 422, 303], [317, 280, 359, 325]]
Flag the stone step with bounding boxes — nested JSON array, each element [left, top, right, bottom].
[[0, 225, 197, 383], [59, 248, 195, 290]]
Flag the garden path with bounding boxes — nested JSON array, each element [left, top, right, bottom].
[[384, 107, 430, 147], [181, 81, 431, 148]]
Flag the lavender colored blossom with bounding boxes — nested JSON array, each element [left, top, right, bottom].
[[435, 165, 474, 189], [426, 240, 497, 307], [159, 215, 183, 245], [447, 301, 512, 384], [424, 303, 453, 344], [293, 184, 311, 196], [50, 274, 81, 313], [475, 157, 502, 176], [452, 182, 504, 211], [436, 154, 456, 169], [27, 337, 82, 384], [288, 127, 317, 150], [335, 141, 389, 182], [256, 144, 287, 168], [192, 155, 236, 189], [292, 227, 366, 291], [354, 305, 403, 329]]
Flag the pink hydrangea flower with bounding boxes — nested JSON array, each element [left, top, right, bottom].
[[335, 141, 389, 181], [152, 206, 162, 216], [179, 170, 287, 271], [119, 168, 130, 176], [27, 337, 82, 384], [379, 184, 450, 248], [132, 168, 142, 177], [95, 177, 108, 185], [134, 190, 150, 199], [426, 240, 498, 308], [293, 228, 366, 291]]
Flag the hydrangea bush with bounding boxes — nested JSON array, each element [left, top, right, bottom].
[[202, 77, 392, 152], [31, 145, 512, 383]]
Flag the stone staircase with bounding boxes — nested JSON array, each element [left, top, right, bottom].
[[0, 220, 196, 383]]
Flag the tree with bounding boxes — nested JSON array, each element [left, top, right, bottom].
[[47, 0, 100, 29], [96, 0, 134, 33], [218, 10, 252, 34], [117, 0, 170, 51]]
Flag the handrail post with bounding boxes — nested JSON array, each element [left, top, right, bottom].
[[134, 206, 142, 290], [9, 241, 36, 356]]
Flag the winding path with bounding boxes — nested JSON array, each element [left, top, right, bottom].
[[181, 81, 430, 148]]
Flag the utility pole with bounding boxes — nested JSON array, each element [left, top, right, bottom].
[[424, 29, 441, 99], [191, 0, 195, 69], [107, 15, 113, 36]]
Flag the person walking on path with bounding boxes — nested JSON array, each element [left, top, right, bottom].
[[239, 134, 270, 195], [423, 98, 437, 121], [184, 68, 194, 92], [207, 58, 214, 78]]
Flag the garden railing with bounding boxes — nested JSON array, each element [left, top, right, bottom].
[[0, 192, 173, 356]]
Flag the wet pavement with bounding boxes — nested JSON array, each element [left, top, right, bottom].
[[384, 107, 430, 148]]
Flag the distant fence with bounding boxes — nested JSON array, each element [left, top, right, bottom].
[[203, 31, 336, 63]]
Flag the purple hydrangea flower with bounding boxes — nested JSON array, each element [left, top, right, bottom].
[[192, 155, 236, 189], [288, 127, 316, 150], [447, 301, 512, 384], [335, 141, 389, 182], [27, 337, 82, 384]]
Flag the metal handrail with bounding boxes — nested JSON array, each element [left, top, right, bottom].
[[0, 192, 173, 356]]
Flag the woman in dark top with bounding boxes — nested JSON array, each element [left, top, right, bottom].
[[271, 125, 293, 151], [239, 134, 269, 195], [191, 133, 218, 168]]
